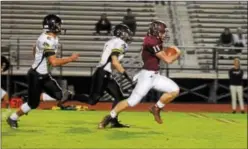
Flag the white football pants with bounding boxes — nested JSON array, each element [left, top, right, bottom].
[[127, 69, 179, 107]]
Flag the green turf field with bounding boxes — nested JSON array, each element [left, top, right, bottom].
[[1, 109, 247, 149]]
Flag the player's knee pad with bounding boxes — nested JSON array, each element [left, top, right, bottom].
[[127, 92, 143, 107]]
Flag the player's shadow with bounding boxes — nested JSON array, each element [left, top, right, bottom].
[[106, 130, 164, 140], [68, 120, 97, 125], [2, 128, 43, 136], [65, 127, 93, 134], [129, 125, 153, 130]]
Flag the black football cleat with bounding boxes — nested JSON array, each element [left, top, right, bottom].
[[98, 115, 112, 129], [110, 119, 130, 128], [6, 117, 18, 129]]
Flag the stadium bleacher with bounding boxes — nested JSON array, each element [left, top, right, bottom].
[[186, 1, 248, 71]]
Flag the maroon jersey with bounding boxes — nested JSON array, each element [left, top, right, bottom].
[[142, 35, 163, 71]]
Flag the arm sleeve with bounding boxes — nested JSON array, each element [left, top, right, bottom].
[[43, 40, 56, 57]]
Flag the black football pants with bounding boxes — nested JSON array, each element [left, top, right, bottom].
[[88, 67, 125, 108], [26, 68, 63, 109]]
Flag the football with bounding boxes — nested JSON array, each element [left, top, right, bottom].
[[164, 46, 181, 56]]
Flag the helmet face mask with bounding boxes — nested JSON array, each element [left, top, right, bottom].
[[113, 24, 133, 44], [122, 29, 133, 44], [43, 14, 62, 34], [55, 22, 62, 33]]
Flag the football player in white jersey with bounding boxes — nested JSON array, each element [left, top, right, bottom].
[[90, 24, 134, 127], [63, 24, 134, 128], [7, 14, 79, 129]]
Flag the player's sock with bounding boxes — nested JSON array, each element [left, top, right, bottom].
[[110, 110, 117, 118], [156, 100, 165, 108], [20, 102, 31, 113], [10, 113, 19, 121]]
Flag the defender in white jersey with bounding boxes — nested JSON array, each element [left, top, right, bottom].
[[70, 24, 133, 128], [7, 14, 79, 129]]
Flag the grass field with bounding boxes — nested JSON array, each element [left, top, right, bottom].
[[1, 109, 247, 149]]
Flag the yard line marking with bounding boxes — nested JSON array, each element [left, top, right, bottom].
[[215, 118, 231, 124], [198, 113, 238, 124], [188, 113, 237, 124], [218, 118, 237, 124], [226, 119, 239, 124], [188, 113, 205, 118], [215, 118, 238, 124], [197, 113, 210, 118]]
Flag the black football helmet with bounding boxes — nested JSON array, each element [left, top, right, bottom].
[[148, 20, 170, 42], [113, 24, 133, 43], [43, 14, 62, 33]]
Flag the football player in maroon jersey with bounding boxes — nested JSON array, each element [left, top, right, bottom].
[[98, 20, 180, 128]]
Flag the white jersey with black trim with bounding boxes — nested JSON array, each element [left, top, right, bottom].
[[97, 37, 128, 73], [31, 32, 59, 74]]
